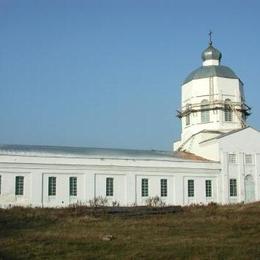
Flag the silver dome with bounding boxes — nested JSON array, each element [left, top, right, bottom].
[[201, 44, 222, 61]]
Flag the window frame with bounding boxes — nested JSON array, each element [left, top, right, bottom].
[[141, 178, 149, 197], [245, 154, 253, 164], [224, 99, 233, 122], [69, 177, 77, 197], [106, 177, 114, 197], [15, 176, 24, 196], [230, 179, 237, 197], [188, 179, 194, 198], [201, 99, 210, 123], [228, 153, 237, 164], [185, 104, 191, 126], [205, 180, 212, 198], [160, 179, 168, 197], [48, 176, 56, 196]]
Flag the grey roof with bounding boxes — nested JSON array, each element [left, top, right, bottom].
[[183, 65, 240, 85], [201, 45, 222, 61], [0, 144, 209, 162]]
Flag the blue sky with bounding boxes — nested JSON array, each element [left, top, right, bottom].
[[0, 0, 259, 150]]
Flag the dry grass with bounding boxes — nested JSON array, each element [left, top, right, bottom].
[[1, 203, 260, 259]]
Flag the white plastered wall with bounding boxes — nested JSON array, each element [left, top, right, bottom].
[[0, 154, 220, 207], [179, 76, 244, 144]]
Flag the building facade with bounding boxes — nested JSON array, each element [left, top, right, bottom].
[[0, 41, 259, 207]]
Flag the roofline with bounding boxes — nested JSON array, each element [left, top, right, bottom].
[[199, 126, 260, 144], [0, 144, 213, 163]]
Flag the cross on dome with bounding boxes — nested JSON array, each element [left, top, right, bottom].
[[209, 30, 213, 46]]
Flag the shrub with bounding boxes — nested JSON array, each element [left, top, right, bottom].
[[88, 196, 108, 207], [112, 200, 120, 207], [145, 196, 166, 207]]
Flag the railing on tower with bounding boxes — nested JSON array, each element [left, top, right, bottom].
[[176, 100, 251, 128]]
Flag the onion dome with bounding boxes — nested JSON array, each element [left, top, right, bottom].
[[183, 40, 241, 85], [201, 44, 222, 62]]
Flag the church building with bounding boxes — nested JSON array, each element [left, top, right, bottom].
[[0, 39, 260, 207]]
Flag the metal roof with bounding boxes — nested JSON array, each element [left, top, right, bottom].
[[183, 65, 240, 85], [201, 45, 222, 61], [0, 144, 209, 162]]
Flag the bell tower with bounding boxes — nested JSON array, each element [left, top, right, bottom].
[[174, 34, 251, 151]]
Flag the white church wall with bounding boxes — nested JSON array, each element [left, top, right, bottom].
[[94, 173, 127, 205], [180, 76, 244, 144], [135, 174, 175, 206], [215, 77, 241, 101], [219, 128, 260, 152], [175, 131, 220, 161], [217, 128, 260, 204], [195, 141, 219, 161], [42, 172, 86, 207], [0, 156, 220, 208], [256, 154, 260, 201], [0, 171, 31, 207]]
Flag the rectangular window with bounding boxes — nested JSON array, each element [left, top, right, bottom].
[[201, 100, 210, 123], [161, 179, 167, 197], [228, 153, 236, 164], [188, 179, 194, 197], [201, 110, 210, 123], [69, 177, 77, 196], [106, 177, 113, 196], [48, 177, 56, 196], [224, 99, 233, 122], [230, 179, 237, 197], [205, 180, 212, 198], [142, 178, 149, 197], [15, 176, 24, 196], [186, 114, 190, 126], [224, 110, 233, 122], [245, 154, 253, 164]]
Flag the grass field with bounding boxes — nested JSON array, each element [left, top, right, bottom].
[[1, 203, 260, 259]]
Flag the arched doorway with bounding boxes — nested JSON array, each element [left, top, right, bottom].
[[245, 175, 255, 203]]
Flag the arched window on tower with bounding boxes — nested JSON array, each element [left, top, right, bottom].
[[186, 104, 191, 126], [201, 99, 210, 123], [224, 99, 233, 122]]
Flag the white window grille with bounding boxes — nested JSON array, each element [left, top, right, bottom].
[[188, 179, 194, 197], [69, 177, 77, 196], [142, 178, 148, 197], [106, 177, 114, 197], [201, 99, 210, 123], [205, 180, 212, 198], [160, 179, 167, 197], [48, 177, 56, 196], [224, 99, 233, 122], [228, 154, 236, 164], [15, 176, 24, 196], [245, 154, 253, 164], [230, 179, 237, 197]]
